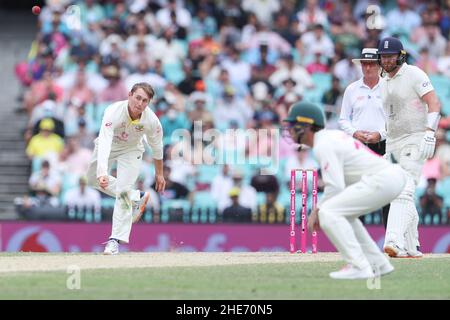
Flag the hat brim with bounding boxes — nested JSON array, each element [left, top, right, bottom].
[[352, 58, 379, 65]]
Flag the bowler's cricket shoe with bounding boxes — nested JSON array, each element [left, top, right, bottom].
[[373, 262, 395, 277], [384, 243, 408, 258], [132, 191, 150, 223], [103, 239, 119, 255], [329, 264, 375, 280]]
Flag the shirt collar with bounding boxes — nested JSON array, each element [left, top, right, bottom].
[[127, 104, 142, 124], [359, 77, 380, 90]]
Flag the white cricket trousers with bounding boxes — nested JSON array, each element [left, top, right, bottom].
[[319, 165, 406, 270], [384, 133, 425, 251], [87, 144, 143, 243]]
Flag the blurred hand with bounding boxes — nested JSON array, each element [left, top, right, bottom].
[[365, 132, 381, 144], [307, 208, 321, 232], [154, 174, 166, 193], [353, 130, 369, 143], [98, 176, 108, 189]]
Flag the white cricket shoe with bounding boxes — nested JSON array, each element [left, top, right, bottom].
[[405, 246, 423, 258], [373, 263, 394, 277], [329, 264, 375, 280], [103, 239, 119, 255], [406, 250, 423, 258], [132, 191, 150, 223], [384, 243, 408, 258]]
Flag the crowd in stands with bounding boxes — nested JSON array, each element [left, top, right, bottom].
[[14, 0, 450, 225]]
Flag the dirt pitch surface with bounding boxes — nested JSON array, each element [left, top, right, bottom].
[[0, 252, 447, 273]]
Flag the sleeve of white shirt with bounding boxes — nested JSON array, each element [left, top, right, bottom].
[[96, 105, 116, 178], [413, 67, 434, 98], [145, 113, 164, 160], [314, 141, 346, 207], [339, 87, 357, 137]]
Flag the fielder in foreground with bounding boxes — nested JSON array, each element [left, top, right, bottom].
[[86, 83, 165, 254], [284, 102, 407, 279]]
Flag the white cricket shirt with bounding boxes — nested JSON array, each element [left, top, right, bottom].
[[96, 100, 163, 178], [313, 130, 393, 205], [339, 78, 387, 140], [380, 63, 434, 143]]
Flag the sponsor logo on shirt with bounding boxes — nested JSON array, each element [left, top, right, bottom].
[[422, 81, 430, 87]]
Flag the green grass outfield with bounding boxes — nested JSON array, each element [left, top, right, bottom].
[[0, 253, 449, 299]]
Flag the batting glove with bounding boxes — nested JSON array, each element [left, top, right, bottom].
[[419, 130, 436, 159]]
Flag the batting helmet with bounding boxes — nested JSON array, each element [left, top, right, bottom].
[[377, 37, 407, 66]]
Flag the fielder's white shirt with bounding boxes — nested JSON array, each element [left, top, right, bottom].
[[313, 130, 393, 205], [380, 63, 434, 144], [96, 100, 163, 178], [339, 78, 387, 140]]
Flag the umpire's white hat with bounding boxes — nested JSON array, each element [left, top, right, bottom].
[[352, 48, 378, 65]]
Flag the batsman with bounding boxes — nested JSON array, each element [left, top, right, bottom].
[[378, 37, 441, 258], [284, 101, 407, 279]]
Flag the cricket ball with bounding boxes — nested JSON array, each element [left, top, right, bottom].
[[32, 6, 41, 15]]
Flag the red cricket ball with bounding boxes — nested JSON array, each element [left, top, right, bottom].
[[32, 6, 41, 15]]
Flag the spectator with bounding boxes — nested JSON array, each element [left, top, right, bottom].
[[222, 187, 252, 223], [248, 43, 277, 86], [415, 48, 439, 75], [213, 86, 253, 130], [75, 119, 96, 150], [295, 0, 329, 34], [298, 24, 335, 61], [28, 93, 64, 129], [437, 42, 450, 77], [177, 61, 200, 96], [58, 137, 92, 177], [66, 69, 96, 105], [153, 27, 186, 66], [254, 192, 285, 223], [333, 54, 362, 87], [420, 178, 444, 218], [26, 118, 64, 161], [321, 75, 343, 113], [415, 24, 447, 60], [152, 165, 190, 202], [385, 0, 421, 38], [230, 169, 258, 213], [269, 53, 314, 96], [221, 47, 251, 88], [306, 50, 330, 74], [98, 65, 128, 103], [189, 5, 218, 40], [187, 91, 213, 124], [64, 176, 101, 217], [29, 160, 61, 197], [272, 12, 298, 47], [156, 0, 192, 29], [435, 128, 450, 178], [211, 164, 234, 212], [23, 71, 64, 115], [242, 0, 280, 27]]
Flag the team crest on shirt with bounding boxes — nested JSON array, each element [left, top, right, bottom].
[[135, 124, 144, 132], [105, 122, 112, 127], [120, 122, 126, 128]]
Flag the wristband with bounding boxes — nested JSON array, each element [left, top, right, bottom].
[[427, 112, 440, 131]]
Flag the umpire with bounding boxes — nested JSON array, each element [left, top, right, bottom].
[[339, 48, 389, 227]]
